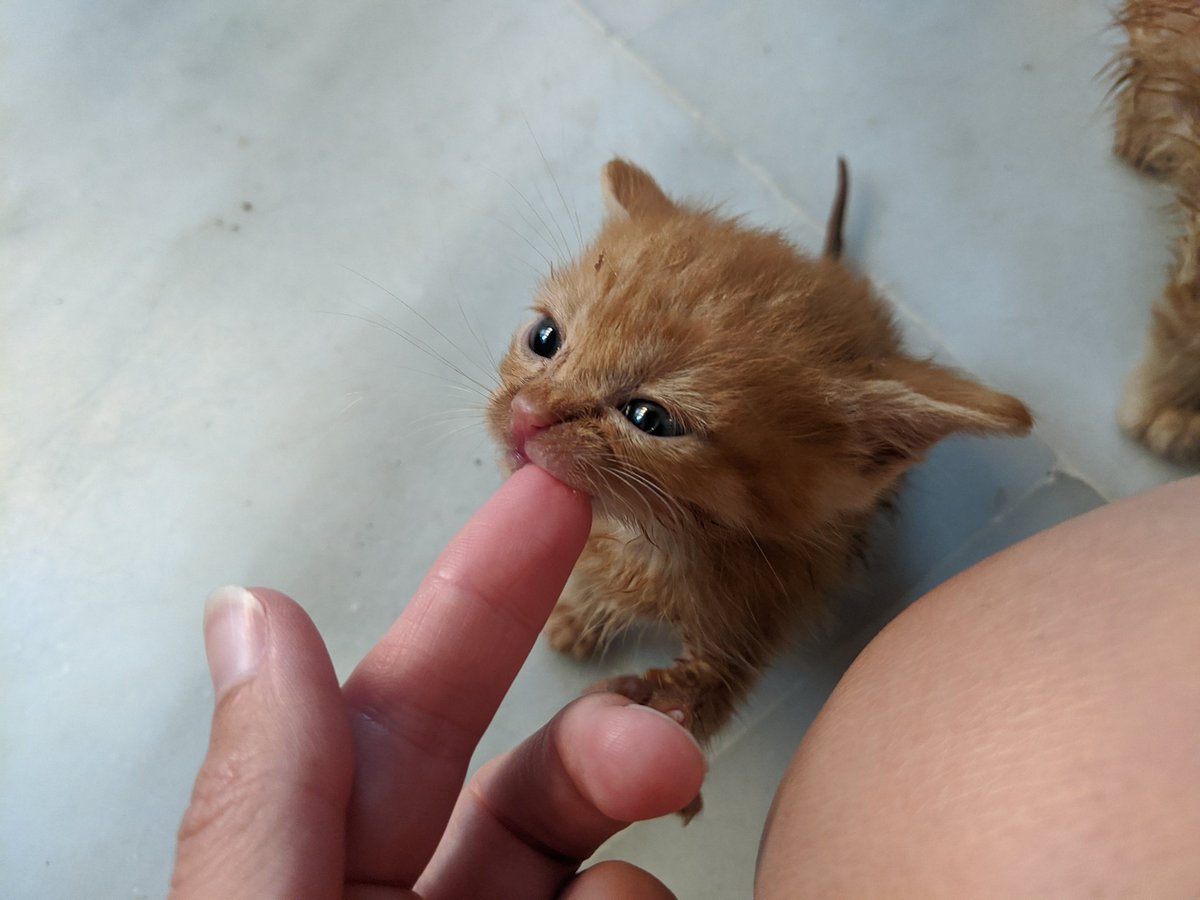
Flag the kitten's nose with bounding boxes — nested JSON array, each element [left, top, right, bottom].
[[509, 394, 560, 467], [510, 393, 558, 441]]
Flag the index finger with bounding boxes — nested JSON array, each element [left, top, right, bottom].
[[341, 464, 592, 888]]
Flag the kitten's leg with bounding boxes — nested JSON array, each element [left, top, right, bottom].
[[600, 646, 764, 745], [1113, 72, 1196, 180], [545, 584, 633, 660], [1119, 205, 1200, 462], [595, 619, 772, 748], [1111, 9, 1200, 180], [544, 536, 647, 659]]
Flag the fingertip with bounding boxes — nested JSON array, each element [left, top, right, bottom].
[[415, 694, 706, 894], [561, 694, 708, 823], [560, 860, 678, 900], [200, 585, 342, 721], [501, 463, 593, 535], [176, 585, 351, 899], [201, 587, 317, 701], [509, 460, 593, 501]]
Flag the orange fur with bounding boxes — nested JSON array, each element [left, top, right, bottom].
[[486, 160, 1032, 754], [1111, 0, 1200, 460]]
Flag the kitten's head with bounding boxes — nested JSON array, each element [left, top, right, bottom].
[[487, 160, 1032, 539]]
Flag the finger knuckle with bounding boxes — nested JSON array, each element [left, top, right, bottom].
[[176, 747, 270, 847]]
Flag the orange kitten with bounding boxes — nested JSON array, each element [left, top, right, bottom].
[[1111, 0, 1200, 460], [487, 159, 1032, 755]]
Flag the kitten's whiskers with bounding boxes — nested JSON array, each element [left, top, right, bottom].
[[485, 166, 572, 264], [317, 309, 493, 402], [523, 116, 584, 255], [339, 266, 498, 391]]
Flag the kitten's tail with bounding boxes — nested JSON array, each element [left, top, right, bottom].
[[823, 157, 849, 260]]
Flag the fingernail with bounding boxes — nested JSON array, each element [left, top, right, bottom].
[[203, 585, 266, 700], [622, 703, 707, 758]]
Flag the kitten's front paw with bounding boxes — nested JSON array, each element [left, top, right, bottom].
[[545, 604, 602, 660], [1119, 370, 1200, 463], [595, 672, 693, 729], [1120, 400, 1200, 462]]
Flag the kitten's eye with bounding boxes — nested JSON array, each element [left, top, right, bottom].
[[621, 399, 685, 437], [528, 316, 561, 358]]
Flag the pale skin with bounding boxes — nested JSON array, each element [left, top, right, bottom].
[[173, 470, 1200, 897], [170, 465, 706, 900], [757, 474, 1200, 897]]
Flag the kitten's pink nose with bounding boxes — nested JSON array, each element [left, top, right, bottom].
[[509, 394, 558, 465], [510, 394, 557, 438]]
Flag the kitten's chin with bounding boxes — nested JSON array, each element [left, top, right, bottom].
[[519, 444, 557, 479]]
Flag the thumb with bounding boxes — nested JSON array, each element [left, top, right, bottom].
[[171, 587, 353, 900]]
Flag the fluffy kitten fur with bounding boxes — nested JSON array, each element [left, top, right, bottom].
[[486, 159, 1032, 752], [1111, 0, 1200, 460]]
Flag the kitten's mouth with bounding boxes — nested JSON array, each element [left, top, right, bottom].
[[507, 420, 534, 470], [508, 443, 531, 470], [505, 423, 550, 477], [506, 396, 555, 473], [506, 421, 571, 489]]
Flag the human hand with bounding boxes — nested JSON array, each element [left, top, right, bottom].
[[170, 465, 706, 899]]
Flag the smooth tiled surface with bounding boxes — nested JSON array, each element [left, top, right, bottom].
[[0, 1, 1187, 896]]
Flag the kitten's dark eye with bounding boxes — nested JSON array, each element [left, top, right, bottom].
[[528, 316, 561, 358], [621, 399, 685, 437]]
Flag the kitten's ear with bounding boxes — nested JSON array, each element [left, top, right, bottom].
[[847, 359, 1033, 473], [601, 158, 675, 221]]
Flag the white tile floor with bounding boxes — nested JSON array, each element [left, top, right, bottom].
[[1, 1, 1188, 896]]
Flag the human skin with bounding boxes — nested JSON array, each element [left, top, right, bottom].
[[170, 465, 706, 900], [757, 475, 1200, 897]]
